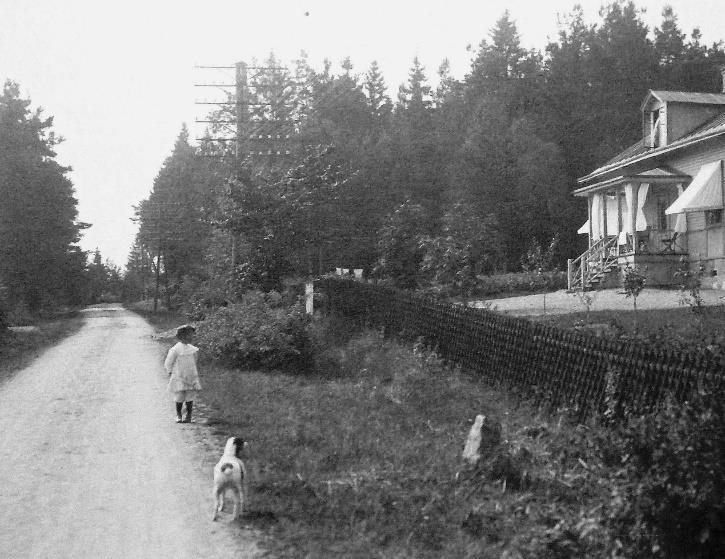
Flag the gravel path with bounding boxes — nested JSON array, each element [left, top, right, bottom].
[[471, 288, 725, 317], [0, 306, 262, 559]]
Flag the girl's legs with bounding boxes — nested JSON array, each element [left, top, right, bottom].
[[183, 401, 193, 422], [174, 391, 186, 422]]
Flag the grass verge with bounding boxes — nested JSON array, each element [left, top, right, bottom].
[[196, 319, 614, 558], [0, 312, 84, 384]]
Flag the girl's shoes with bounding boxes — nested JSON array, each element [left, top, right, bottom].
[[176, 417, 183, 423]]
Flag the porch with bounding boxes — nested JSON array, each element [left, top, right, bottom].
[[568, 167, 690, 291], [567, 231, 687, 291]]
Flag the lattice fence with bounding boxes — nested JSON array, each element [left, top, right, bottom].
[[315, 278, 724, 419]]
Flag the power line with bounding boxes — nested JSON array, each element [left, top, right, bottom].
[[195, 61, 300, 163]]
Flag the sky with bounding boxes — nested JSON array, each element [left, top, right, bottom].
[[1, 0, 723, 267]]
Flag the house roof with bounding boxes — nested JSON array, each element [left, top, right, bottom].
[[579, 110, 725, 184], [642, 90, 725, 109], [573, 166, 691, 195]]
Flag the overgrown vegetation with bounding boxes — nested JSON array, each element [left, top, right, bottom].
[[194, 290, 310, 371], [196, 314, 725, 558]]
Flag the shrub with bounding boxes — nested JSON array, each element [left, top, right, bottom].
[[418, 270, 567, 300], [5, 300, 33, 326], [175, 274, 233, 321], [675, 258, 707, 314], [474, 271, 567, 297], [195, 290, 311, 371], [604, 385, 725, 558]]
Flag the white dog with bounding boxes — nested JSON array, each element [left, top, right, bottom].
[[212, 437, 248, 521]]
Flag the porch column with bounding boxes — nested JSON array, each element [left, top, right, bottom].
[[617, 188, 623, 232], [617, 187, 623, 255], [630, 182, 640, 253], [674, 184, 687, 233], [588, 195, 593, 248], [602, 191, 608, 237]]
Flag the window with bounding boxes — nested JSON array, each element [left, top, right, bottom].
[[705, 209, 723, 227], [656, 194, 671, 230], [650, 109, 663, 147]]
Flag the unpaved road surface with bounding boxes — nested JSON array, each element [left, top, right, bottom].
[[0, 306, 262, 558]]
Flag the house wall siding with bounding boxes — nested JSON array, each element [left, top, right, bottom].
[[670, 141, 725, 280]]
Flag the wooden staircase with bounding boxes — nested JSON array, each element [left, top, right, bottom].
[[567, 236, 619, 291]]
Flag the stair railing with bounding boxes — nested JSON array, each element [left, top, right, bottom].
[[567, 236, 619, 291]]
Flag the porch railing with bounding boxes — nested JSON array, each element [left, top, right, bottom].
[[567, 235, 619, 291]]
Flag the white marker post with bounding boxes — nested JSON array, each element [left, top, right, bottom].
[[305, 282, 314, 315]]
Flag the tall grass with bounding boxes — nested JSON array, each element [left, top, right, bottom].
[[197, 317, 610, 558]]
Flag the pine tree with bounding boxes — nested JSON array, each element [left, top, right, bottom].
[[391, 57, 443, 215], [397, 56, 432, 113], [0, 80, 86, 311], [132, 125, 215, 308], [468, 10, 527, 98], [364, 60, 390, 117], [655, 6, 686, 67]]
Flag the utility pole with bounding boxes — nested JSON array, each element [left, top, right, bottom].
[[231, 61, 248, 269], [153, 203, 162, 313], [235, 61, 248, 175], [193, 62, 298, 271], [194, 63, 297, 160]]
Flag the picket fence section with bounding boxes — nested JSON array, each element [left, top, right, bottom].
[[315, 278, 723, 418]]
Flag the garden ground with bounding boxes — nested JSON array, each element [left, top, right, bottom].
[[473, 287, 725, 316]]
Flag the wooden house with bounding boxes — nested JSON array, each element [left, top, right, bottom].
[[569, 74, 725, 291]]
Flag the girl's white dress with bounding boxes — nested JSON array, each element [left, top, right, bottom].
[[164, 342, 202, 393]]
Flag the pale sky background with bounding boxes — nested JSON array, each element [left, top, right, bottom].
[[1, 0, 723, 267]]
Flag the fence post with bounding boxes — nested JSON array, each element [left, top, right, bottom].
[[305, 282, 314, 315], [567, 259, 573, 290]]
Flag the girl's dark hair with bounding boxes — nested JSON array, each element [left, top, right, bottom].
[[176, 324, 196, 339]]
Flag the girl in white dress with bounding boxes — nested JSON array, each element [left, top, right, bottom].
[[164, 324, 202, 423]]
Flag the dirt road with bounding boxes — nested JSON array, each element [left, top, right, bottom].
[[0, 306, 262, 558]]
